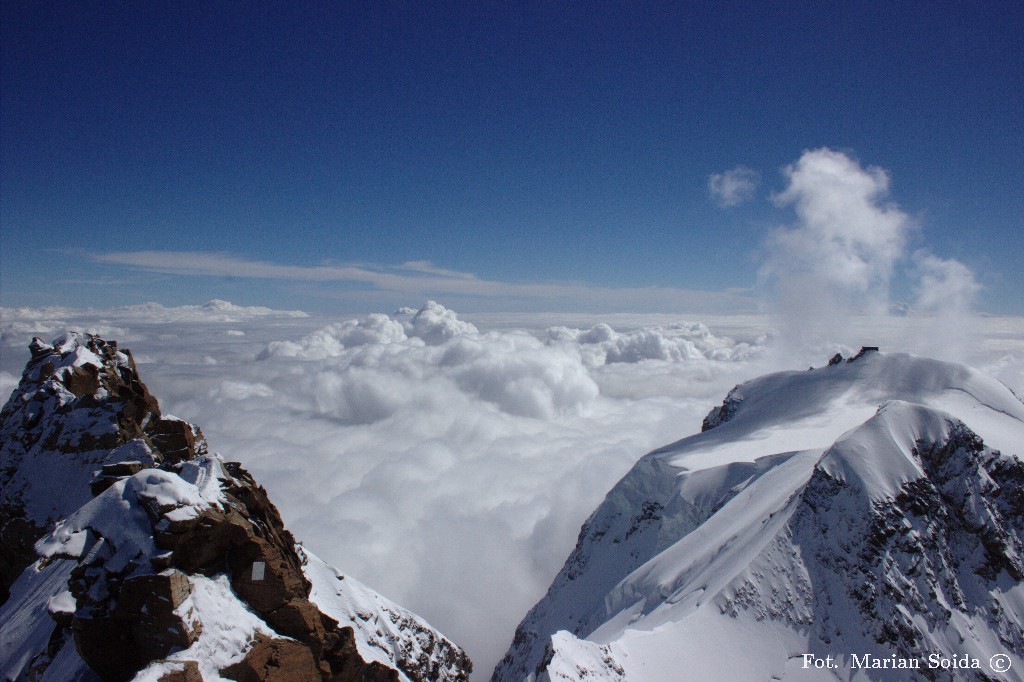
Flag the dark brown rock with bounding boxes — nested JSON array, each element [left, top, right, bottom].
[[116, 569, 192, 614], [264, 598, 328, 650], [29, 336, 51, 358], [320, 626, 402, 682], [70, 616, 144, 681], [0, 508, 44, 603], [152, 463, 415, 681], [154, 461, 311, 615], [70, 569, 200, 681], [65, 363, 101, 397], [156, 505, 250, 567], [230, 537, 311, 614], [157, 660, 203, 682], [148, 417, 206, 464], [221, 636, 322, 682], [90, 461, 148, 496], [101, 461, 147, 477]]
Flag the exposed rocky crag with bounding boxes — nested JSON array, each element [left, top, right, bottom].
[[1, 333, 206, 602], [0, 333, 471, 682]]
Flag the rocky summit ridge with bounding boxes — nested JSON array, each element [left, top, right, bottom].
[[0, 333, 471, 682], [0, 333, 206, 600]]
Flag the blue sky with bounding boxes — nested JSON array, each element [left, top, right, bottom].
[[2, 1, 1022, 313]]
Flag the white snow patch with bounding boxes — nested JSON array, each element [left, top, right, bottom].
[[133, 573, 276, 682]]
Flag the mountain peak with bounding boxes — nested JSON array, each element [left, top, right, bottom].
[[495, 352, 1024, 681], [0, 332, 209, 601], [0, 334, 471, 681]]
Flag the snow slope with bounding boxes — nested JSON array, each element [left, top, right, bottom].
[[493, 351, 1024, 681], [303, 545, 471, 682]]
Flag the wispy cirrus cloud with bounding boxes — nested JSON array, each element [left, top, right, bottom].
[[95, 251, 438, 286], [91, 251, 757, 313]]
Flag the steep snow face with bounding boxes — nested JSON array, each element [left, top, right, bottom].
[[302, 546, 472, 682], [494, 352, 1024, 682]]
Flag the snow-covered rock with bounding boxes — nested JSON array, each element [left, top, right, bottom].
[[493, 352, 1024, 682], [0, 334, 471, 682], [0, 333, 208, 603]]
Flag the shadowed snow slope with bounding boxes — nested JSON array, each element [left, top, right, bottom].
[[493, 351, 1024, 682]]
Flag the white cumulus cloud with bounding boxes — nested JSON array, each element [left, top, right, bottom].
[[758, 148, 950, 360], [764, 148, 912, 302], [908, 250, 983, 361], [2, 298, 1013, 675], [43, 300, 763, 676], [912, 251, 981, 315], [709, 165, 761, 207]]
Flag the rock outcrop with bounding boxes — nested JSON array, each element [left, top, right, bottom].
[[0, 333, 206, 602], [700, 383, 742, 431], [0, 334, 471, 682], [35, 455, 425, 681]]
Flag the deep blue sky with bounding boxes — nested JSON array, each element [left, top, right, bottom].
[[2, 1, 1022, 313]]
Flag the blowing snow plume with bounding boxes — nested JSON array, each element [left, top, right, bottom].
[[760, 148, 911, 355], [760, 148, 980, 362], [910, 250, 982, 360]]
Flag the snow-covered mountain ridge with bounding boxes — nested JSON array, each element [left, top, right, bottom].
[[0, 333, 207, 602], [493, 350, 1024, 681], [0, 333, 471, 681]]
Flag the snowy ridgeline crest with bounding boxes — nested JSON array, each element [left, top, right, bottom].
[[0, 333, 208, 601], [0, 333, 471, 682], [493, 351, 1024, 682]]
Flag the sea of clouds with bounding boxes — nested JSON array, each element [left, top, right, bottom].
[[0, 299, 780, 676], [3, 300, 1024, 677], [3, 149, 1024, 679]]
